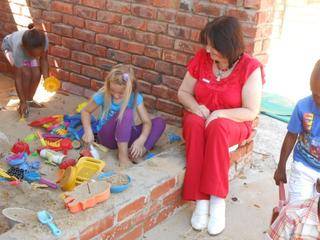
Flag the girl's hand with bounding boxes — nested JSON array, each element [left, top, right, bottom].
[[192, 105, 210, 119], [205, 110, 223, 127], [274, 166, 287, 185], [82, 130, 94, 144], [130, 138, 146, 160]]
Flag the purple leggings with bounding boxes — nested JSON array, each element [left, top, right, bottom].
[[97, 108, 166, 150]]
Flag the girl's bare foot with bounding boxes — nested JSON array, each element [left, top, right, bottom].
[[28, 100, 45, 108]]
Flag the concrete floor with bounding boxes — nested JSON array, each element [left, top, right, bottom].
[[144, 115, 290, 240]]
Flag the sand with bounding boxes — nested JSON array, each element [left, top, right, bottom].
[[104, 173, 129, 186]]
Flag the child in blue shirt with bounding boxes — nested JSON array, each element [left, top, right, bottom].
[[274, 60, 320, 202], [81, 64, 166, 167]]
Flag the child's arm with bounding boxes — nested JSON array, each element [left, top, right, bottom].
[[274, 131, 298, 185], [39, 51, 49, 79], [130, 103, 152, 159], [81, 100, 99, 143]]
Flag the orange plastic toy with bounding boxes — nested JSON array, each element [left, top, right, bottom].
[[44, 76, 61, 93], [64, 181, 111, 213]]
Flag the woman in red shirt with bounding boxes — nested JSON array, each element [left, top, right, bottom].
[[178, 16, 265, 235]]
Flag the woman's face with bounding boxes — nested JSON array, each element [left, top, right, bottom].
[[206, 44, 227, 64]]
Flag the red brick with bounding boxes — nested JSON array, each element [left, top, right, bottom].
[[209, 0, 236, 3], [176, 12, 208, 29], [162, 50, 189, 65], [173, 65, 186, 79], [80, 215, 114, 240], [256, 25, 273, 38], [156, 205, 176, 224], [143, 95, 157, 109], [62, 37, 83, 51], [153, 0, 180, 9], [51, 1, 73, 14], [227, 9, 251, 22], [0, 2, 11, 11], [135, 31, 156, 45], [85, 20, 108, 33], [48, 55, 60, 67], [42, 11, 62, 23], [147, 21, 167, 34], [157, 9, 176, 23], [142, 70, 161, 84], [30, 0, 51, 9], [150, 178, 176, 200], [109, 25, 135, 40], [96, 34, 120, 49], [29, 8, 42, 19], [63, 15, 85, 28], [118, 197, 145, 222], [143, 216, 157, 233], [73, 28, 95, 43], [155, 61, 172, 75], [132, 4, 157, 19], [193, 2, 221, 17], [242, 25, 257, 38], [62, 81, 85, 95], [71, 51, 93, 65], [119, 225, 143, 240], [107, 49, 131, 63], [47, 33, 62, 45], [81, 0, 107, 9], [157, 35, 174, 49], [52, 23, 73, 37], [70, 72, 91, 88], [156, 98, 182, 116], [84, 43, 106, 57], [61, 59, 82, 73], [243, 0, 275, 9], [50, 45, 70, 59], [137, 80, 152, 94], [97, 11, 122, 24], [54, 68, 70, 82], [91, 79, 104, 91], [168, 25, 190, 40], [74, 5, 97, 20], [254, 10, 274, 24], [163, 188, 182, 206], [145, 46, 162, 59], [120, 41, 145, 55], [132, 55, 155, 69], [122, 16, 147, 31], [94, 57, 116, 69], [152, 85, 178, 103], [82, 65, 103, 79], [107, 0, 131, 14], [174, 40, 202, 54]]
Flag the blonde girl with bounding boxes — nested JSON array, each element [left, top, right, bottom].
[[81, 64, 166, 166]]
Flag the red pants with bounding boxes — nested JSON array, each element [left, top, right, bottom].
[[182, 112, 250, 200]]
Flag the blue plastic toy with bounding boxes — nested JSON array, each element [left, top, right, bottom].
[[145, 152, 156, 160], [98, 171, 131, 193], [24, 172, 41, 183], [168, 133, 182, 144], [6, 152, 27, 166], [37, 210, 62, 237]]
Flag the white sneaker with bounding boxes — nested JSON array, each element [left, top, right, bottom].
[[208, 196, 226, 235], [191, 200, 209, 231]]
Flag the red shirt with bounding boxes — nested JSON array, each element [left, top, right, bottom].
[[188, 48, 265, 111]]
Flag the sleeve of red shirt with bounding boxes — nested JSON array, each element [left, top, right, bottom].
[[187, 48, 206, 80], [242, 57, 266, 85]]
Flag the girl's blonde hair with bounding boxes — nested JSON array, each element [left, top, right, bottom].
[[99, 64, 138, 121]]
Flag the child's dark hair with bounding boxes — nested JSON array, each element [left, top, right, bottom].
[[22, 23, 46, 51]]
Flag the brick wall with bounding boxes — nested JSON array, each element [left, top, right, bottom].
[[0, 0, 276, 125]]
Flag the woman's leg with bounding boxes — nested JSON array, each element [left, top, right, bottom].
[[128, 117, 166, 151]]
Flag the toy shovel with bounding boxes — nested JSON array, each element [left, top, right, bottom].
[[270, 182, 286, 225], [37, 210, 62, 237]]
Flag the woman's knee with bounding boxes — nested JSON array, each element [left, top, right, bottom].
[[206, 118, 228, 134], [183, 113, 205, 129]]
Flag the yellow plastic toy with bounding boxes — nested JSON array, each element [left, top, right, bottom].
[[44, 76, 61, 93], [60, 157, 105, 191], [76, 102, 88, 113]]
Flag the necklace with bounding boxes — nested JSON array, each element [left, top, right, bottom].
[[214, 55, 242, 82]]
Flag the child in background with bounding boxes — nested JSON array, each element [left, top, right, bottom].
[[274, 60, 320, 202], [81, 64, 166, 167], [1, 23, 49, 117]]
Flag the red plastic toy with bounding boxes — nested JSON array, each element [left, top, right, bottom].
[[59, 158, 76, 170], [11, 141, 30, 155]]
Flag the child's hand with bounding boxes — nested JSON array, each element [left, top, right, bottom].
[[130, 138, 146, 160], [82, 130, 94, 144], [274, 166, 287, 185]]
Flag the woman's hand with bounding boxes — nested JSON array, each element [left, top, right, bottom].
[[192, 105, 210, 119], [130, 138, 146, 160], [82, 130, 94, 144], [205, 110, 223, 127], [274, 165, 287, 186]]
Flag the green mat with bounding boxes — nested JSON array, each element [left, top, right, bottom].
[[261, 92, 295, 123]]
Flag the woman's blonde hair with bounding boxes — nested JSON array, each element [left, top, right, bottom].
[[99, 64, 138, 121]]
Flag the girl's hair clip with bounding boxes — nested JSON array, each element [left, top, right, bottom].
[[123, 73, 130, 82]]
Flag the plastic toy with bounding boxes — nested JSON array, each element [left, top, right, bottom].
[[11, 141, 30, 155], [7, 167, 24, 180], [0, 168, 17, 181], [37, 131, 47, 147], [168, 133, 182, 144], [39, 177, 58, 189], [44, 76, 61, 93], [41, 138, 73, 154], [72, 140, 81, 149], [37, 210, 62, 237], [29, 115, 63, 128], [92, 142, 108, 153], [98, 171, 131, 193], [40, 149, 65, 165], [59, 158, 76, 170], [145, 152, 156, 160], [6, 152, 27, 166], [76, 101, 88, 113], [63, 181, 111, 213], [24, 171, 41, 183], [24, 133, 37, 143], [60, 157, 105, 191]]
